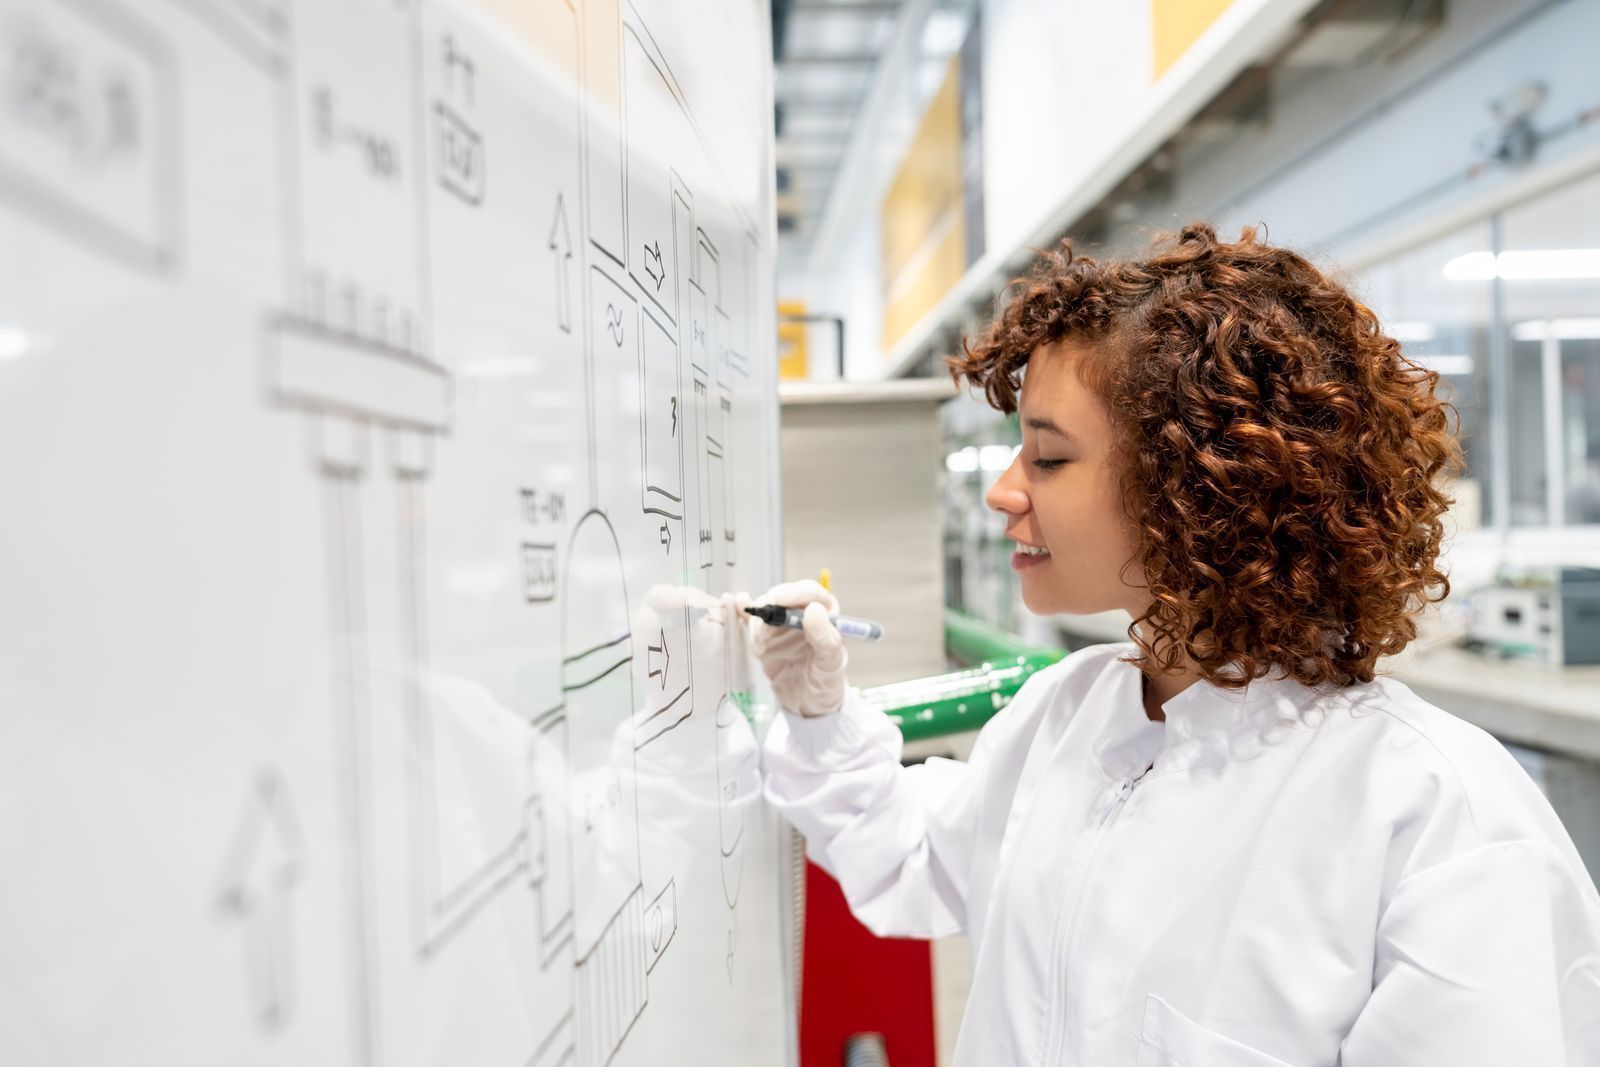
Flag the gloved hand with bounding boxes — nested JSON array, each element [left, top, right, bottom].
[[742, 579, 848, 718]]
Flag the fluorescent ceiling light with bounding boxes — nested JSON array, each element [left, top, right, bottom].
[[978, 444, 1016, 472], [1510, 318, 1600, 341], [1410, 354, 1475, 376], [1498, 249, 1600, 279], [1443, 249, 1600, 281], [921, 10, 968, 54], [1442, 251, 1496, 280], [945, 446, 978, 473], [1386, 321, 1436, 343]]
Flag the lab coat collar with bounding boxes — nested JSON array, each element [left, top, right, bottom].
[[1090, 646, 1321, 783]]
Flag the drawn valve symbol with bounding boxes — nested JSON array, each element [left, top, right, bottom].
[[648, 906, 664, 953]]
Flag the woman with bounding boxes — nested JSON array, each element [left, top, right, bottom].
[[748, 224, 1600, 1065]]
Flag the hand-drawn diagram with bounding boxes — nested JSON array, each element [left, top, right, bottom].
[[0, 0, 777, 1063]]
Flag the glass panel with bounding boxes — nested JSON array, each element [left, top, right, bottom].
[[1499, 168, 1600, 527], [1509, 337, 1548, 524], [1359, 222, 1494, 529], [1565, 338, 1600, 523]]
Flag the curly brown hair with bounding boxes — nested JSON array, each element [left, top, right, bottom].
[[949, 222, 1463, 689]]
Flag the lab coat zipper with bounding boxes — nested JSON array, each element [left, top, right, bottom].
[[1043, 772, 1145, 1066]]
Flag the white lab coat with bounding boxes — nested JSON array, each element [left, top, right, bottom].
[[762, 641, 1600, 1066]]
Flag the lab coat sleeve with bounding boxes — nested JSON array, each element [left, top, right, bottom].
[[761, 688, 994, 940], [1339, 838, 1600, 1065]]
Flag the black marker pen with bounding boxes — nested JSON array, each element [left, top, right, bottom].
[[744, 604, 884, 641]]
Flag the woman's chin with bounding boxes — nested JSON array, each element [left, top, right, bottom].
[[1019, 577, 1118, 618], [1018, 581, 1070, 616]]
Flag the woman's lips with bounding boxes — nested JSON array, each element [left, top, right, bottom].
[[1011, 548, 1051, 570]]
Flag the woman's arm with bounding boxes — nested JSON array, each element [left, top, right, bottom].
[[762, 688, 998, 940]]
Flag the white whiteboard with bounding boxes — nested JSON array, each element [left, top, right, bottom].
[[0, 1, 792, 1064]]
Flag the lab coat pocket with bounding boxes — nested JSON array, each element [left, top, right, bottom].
[[1136, 994, 1296, 1067]]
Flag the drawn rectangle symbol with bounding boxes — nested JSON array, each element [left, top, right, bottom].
[[434, 102, 484, 204], [582, 0, 624, 265], [707, 446, 725, 573], [693, 376, 715, 569], [688, 280, 710, 374], [691, 231, 719, 373], [671, 178, 694, 343], [522, 542, 557, 602], [0, 0, 175, 268], [588, 265, 640, 513], [640, 310, 681, 517], [290, 0, 426, 353], [267, 323, 451, 431], [623, 24, 682, 324]]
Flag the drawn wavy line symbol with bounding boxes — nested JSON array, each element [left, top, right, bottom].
[[605, 303, 625, 346]]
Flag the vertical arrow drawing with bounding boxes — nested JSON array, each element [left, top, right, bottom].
[[548, 193, 573, 333], [216, 772, 308, 1032]]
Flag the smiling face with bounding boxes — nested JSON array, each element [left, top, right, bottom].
[[984, 340, 1148, 617]]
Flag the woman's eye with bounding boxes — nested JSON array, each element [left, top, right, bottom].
[[1032, 458, 1069, 471]]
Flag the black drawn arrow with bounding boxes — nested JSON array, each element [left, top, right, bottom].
[[217, 772, 307, 1032], [548, 194, 573, 333], [659, 520, 672, 554], [647, 627, 671, 690], [643, 240, 665, 292]]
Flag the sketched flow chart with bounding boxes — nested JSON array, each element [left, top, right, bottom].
[[0, 0, 771, 1064]]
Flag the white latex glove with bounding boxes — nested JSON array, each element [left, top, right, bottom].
[[743, 579, 848, 718]]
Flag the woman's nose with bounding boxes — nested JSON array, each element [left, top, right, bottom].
[[984, 456, 1030, 517]]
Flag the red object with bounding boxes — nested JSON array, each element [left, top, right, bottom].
[[800, 859, 937, 1067]]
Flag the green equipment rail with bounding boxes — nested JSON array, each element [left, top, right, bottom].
[[857, 609, 1064, 742]]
